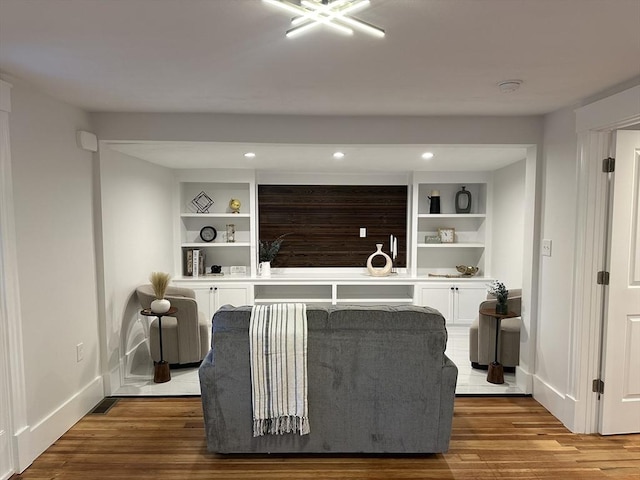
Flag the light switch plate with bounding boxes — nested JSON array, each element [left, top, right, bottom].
[[359, 227, 366, 238], [542, 239, 552, 257]]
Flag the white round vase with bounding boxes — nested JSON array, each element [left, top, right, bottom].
[[150, 298, 171, 314]]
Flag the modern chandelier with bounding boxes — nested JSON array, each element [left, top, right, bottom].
[[263, 0, 385, 38]]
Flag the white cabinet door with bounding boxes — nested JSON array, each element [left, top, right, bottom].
[[419, 284, 454, 323], [455, 284, 487, 324], [419, 282, 487, 324], [192, 286, 215, 325], [214, 284, 252, 310]]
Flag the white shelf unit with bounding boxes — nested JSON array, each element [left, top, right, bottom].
[[173, 170, 257, 278], [412, 174, 491, 277], [254, 284, 333, 305], [335, 283, 414, 305], [252, 281, 414, 306]]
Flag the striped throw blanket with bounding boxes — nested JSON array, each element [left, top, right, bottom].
[[249, 303, 310, 437]]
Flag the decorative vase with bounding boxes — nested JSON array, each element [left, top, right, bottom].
[[455, 186, 472, 213], [428, 190, 441, 214], [151, 298, 171, 314], [366, 243, 392, 277], [258, 261, 271, 277], [495, 302, 508, 315]]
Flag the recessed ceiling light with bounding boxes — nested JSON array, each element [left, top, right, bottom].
[[498, 79, 523, 93], [421, 152, 434, 160], [333, 151, 345, 159], [244, 152, 256, 158]]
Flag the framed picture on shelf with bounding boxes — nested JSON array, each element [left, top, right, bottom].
[[438, 227, 455, 243]]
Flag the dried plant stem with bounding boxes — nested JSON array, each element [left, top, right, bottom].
[[149, 272, 171, 299]]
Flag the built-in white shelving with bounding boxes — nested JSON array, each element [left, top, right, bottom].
[[173, 172, 257, 277], [412, 174, 492, 277]]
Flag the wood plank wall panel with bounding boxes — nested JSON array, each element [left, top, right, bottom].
[[258, 185, 407, 267]]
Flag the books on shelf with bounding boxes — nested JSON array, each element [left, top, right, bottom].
[[184, 248, 205, 277]]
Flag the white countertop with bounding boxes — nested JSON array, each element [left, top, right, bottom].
[[174, 270, 490, 284]]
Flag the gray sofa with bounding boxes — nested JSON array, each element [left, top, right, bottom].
[[198, 304, 458, 454]]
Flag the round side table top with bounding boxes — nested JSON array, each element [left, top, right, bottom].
[[478, 307, 517, 319], [140, 307, 177, 317]]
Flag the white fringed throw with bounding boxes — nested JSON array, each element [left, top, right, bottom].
[[249, 303, 310, 437]]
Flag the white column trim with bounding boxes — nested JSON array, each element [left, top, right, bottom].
[[0, 79, 30, 473], [570, 85, 640, 433]]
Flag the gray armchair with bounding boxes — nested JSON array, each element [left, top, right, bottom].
[[136, 284, 209, 365], [469, 288, 521, 369]]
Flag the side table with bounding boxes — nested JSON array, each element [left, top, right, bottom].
[[140, 307, 177, 383], [478, 307, 518, 384]]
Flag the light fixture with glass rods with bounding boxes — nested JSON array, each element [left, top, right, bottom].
[[263, 0, 385, 38]]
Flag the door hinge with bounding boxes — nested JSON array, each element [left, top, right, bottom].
[[597, 271, 610, 285], [602, 157, 615, 173], [592, 378, 605, 394]]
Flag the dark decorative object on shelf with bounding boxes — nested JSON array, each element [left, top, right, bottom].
[[191, 191, 214, 213], [487, 280, 509, 314], [455, 186, 472, 213], [199, 226, 217, 242], [428, 190, 441, 214]]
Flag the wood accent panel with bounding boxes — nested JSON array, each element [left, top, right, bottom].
[[258, 185, 407, 267], [13, 397, 640, 479]]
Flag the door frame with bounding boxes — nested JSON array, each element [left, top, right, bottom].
[[572, 85, 640, 433], [0, 78, 30, 475]]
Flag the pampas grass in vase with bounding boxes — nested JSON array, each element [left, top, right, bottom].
[[149, 271, 171, 314]]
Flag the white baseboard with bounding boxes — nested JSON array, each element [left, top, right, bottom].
[[515, 366, 533, 394], [18, 376, 104, 472], [532, 374, 575, 431]]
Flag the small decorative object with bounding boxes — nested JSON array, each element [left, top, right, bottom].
[[366, 243, 392, 277], [425, 235, 441, 244], [389, 234, 398, 274], [488, 280, 509, 314], [428, 190, 441, 214], [259, 233, 291, 264], [225, 224, 235, 243], [230, 265, 247, 275], [149, 271, 171, 314], [455, 186, 472, 214], [258, 261, 272, 277], [456, 265, 479, 276], [191, 191, 214, 214], [438, 227, 455, 243], [229, 198, 241, 214], [211, 265, 222, 274], [199, 226, 217, 242]]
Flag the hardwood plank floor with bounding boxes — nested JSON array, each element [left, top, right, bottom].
[[12, 397, 640, 480]]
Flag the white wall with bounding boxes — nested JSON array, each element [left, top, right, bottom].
[[535, 106, 579, 426], [491, 159, 526, 287], [98, 146, 174, 393], [8, 77, 103, 466], [91, 112, 543, 146]]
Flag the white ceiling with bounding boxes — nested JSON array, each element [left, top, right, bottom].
[[0, 0, 638, 170], [1, 0, 638, 116], [106, 141, 528, 171]]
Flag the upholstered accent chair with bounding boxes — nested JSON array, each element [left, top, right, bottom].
[[136, 284, 209, 366], [469, 288, 521, 369]]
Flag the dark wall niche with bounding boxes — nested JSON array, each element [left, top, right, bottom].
[[258, 185, 407, 268]]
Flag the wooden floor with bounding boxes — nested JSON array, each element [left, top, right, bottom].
[[12, 397, 640, 480]]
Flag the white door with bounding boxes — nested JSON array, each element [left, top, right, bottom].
[[600, 130, 640, 434]]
